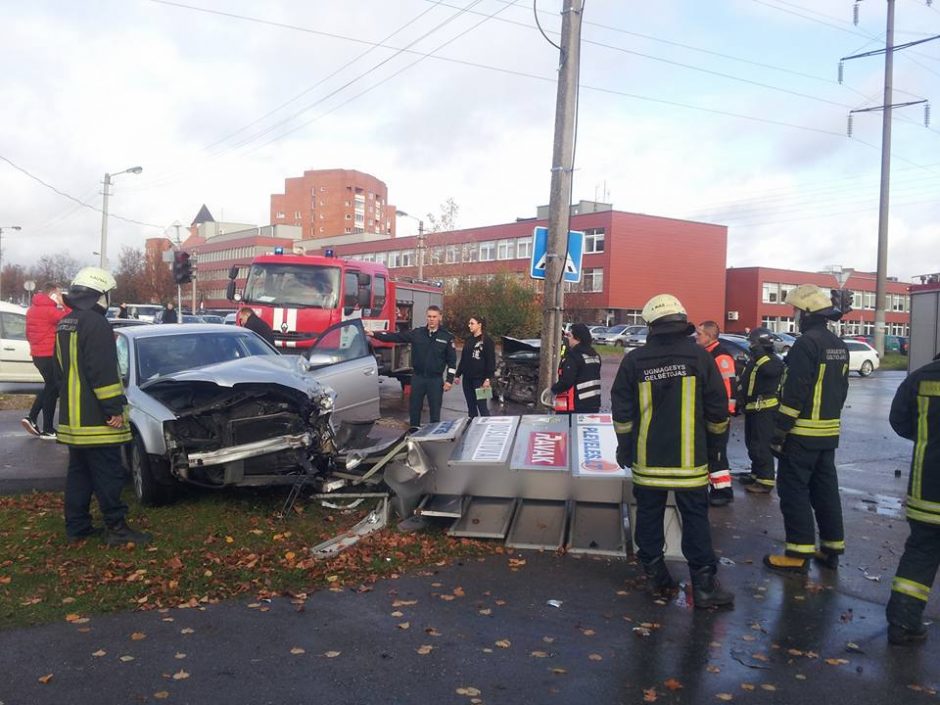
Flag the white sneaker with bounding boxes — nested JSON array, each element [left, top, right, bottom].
[[21, 418, 40, 437], [38, 431, 57, 441]]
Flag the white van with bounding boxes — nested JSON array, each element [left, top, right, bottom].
[[0, 301, 42, 382]]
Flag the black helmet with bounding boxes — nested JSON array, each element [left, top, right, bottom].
[[747, 326, 775, 351]]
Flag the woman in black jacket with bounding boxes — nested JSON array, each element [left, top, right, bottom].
[[454, 315, 496, 418]]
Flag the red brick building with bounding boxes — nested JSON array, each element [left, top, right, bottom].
[[302, 207, 728, 327], [270, 169, 397, 240], [725, 266, 911, 336]]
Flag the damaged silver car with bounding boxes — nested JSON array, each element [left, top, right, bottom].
[[115, 321, 380, 505]]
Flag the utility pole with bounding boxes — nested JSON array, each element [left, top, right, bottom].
[[417, 219, 426, 280], [841, 1, 935, 355], [173, 222, 182, 315], [538, 0, 583, 402]]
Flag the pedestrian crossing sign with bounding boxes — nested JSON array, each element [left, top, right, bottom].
[[529, 226, 584, 283]]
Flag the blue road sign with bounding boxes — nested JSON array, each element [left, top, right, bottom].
[[529, 226, 585, 283]]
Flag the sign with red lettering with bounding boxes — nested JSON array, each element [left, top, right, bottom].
[[526, 431, 567, 468], [576, 413, 612, 425], [574, 425, 627, 477]]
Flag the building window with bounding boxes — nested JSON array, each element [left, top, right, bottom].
[[429, 246, 444, 265], [496, 239, 515, 260], [387, 251, 401, 268], [581, 268, 603, 293], [479, 241, 496, 262], [445, 246, 459, 264], [584, 227, 605, 254], [400, 250, 415, 267], [761, 282, 796, 304], [276, 211, 285, 219], [516, 237, 532, 260], [462, 243, 479, 263]]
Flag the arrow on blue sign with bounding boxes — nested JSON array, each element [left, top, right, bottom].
[[529, 226, 584, 283]]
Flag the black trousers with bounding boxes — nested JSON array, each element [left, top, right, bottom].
[[409, 374, 444, 427], [28, 356, 59, 434], [887, 519, 940, 629], [777, 440, 844, 556], [64, 445, 128, 538], [461, 377, 490, 418], [745, 410, 776, 484], [633, 485, 716, 571], [708, 426, 733, 500]]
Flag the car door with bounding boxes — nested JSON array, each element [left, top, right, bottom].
[[0, 308, 41, 382], [844, 341, 863, 371], [303, 319, 380, 423]]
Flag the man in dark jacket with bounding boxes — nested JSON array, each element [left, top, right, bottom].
[[737, 327, 785, 493], [368, 305, 456, 429], [162, 301, 178, 324], [56, 267, 151, 546], [611, 294, 733, 609], [237, 307, 276, 347], [764, 284, 849, 574], [885, 352, 940, 646], [23, 282, 68, 438], [551, 323, 602, 413]]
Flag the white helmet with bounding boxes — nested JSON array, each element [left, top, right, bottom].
[[642, 294, 688, 325], [66, 266, 117, 312], [787, 284, 840, 319]]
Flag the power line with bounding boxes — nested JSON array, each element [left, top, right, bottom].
[[0, 154, 164, 230]]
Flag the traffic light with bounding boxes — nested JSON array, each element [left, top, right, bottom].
[[173, 251, 193, 285], [831, 288, 853, 316]]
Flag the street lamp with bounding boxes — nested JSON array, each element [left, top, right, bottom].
[[100, 166, 143, 270], [396, 209, 426, 279], [0, 225, 22, 302]]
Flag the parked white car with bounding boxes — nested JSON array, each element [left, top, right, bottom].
[[843, 339, 880, 376], [0, 301, 42, 383]]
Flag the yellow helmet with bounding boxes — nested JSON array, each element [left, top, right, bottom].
[[642, 294, 687, 325], [786, 284, 839, 317]]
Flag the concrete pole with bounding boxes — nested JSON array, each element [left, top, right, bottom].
[[538, 0, 583, 401], [873, 0, 895, 357], [418, 219, 426, 280], [99, 173, 112, 270]]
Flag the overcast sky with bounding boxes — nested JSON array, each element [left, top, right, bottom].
[[1, 0, 938, 282]]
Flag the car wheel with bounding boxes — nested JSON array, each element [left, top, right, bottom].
[[615, 340, 625, 347], [130, 434, 176, 506], [859, 360, 874, 377]]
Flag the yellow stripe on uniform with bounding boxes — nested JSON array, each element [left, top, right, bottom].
[[69, 332, 81, 429], [919, 381, 940, 397], [811, 363, 826, 420], [779, 404, 800, 418], [681, 376, 695, 469], [706, 419, 729, 434], [93, 382, 124, 400], [637, 381, 653, 469], [820, 539, 845, 551], [613, 420, 633, 434], [912, 394, 929, 501], [892, 577, 931, 602], [785, 542, 816, 554]]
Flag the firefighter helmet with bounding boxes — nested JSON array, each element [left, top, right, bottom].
[[65, 266, 117, 312], [641, 294, 687, 325], [747, 326, 776, 351], [787, 284, 842, 321]]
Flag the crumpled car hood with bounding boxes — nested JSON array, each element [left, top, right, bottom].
[[141, 356, 322, 396], [501, 336, 541, 363]]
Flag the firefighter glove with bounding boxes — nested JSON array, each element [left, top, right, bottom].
[[616, 437, 633, 470]]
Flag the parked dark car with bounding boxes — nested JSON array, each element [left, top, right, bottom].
[[495, 336, 541, 404]]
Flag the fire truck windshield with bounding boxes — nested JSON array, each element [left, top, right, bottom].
[[243, 263, 341, 308]]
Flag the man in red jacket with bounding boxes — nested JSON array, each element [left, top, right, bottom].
[[23, 282, 69, 438]]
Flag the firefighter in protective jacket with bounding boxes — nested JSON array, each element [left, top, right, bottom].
[[737, 327, 785, 492], [611, 294, 733, 609], [551, 323, 602, 413], [56, 267, 151, 546], [885, 352, 940, 646], [696, 321, 737, 506], [763, 284, 849, 573]]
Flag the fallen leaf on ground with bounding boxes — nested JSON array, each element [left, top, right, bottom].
[[425, 627, 442, 637], [417, 645, 433, 655], [92, 650, 106, 657], [706, 665, 720, 673], [642, 687, 658, 702], [551, 668, 567, 675], [440, 594, 456, 601], [530, 651, 549, 658], [172, 670, 189, 680], [495, 639, 511, 649], [398, 622, 410, 630], [825, 658, 849, 666], [290, 647, 305, 655], [180, 628, 195, 635], [131, 632, 146, 641], [323, 651, 341, 658], [761, 684, 777, 691], [390, 611, 404, 617], [478, 608, 492, 616], [716, 694, 733, 701], [581, 628, 596, 636], [392, 599, 417, 607], [154, 692, 169, 700], [543, 636, 555, 644], [741, 684, 755, 691], [456, 687, 481, 696], [453, 586, 465, 597], [38, 674, 53, 684], [588, 653, 603, 661], [664, 678, 683, 691], [174, 653, 186, 659], [119, 656, 135, 663]]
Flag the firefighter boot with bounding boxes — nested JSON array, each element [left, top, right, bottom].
[[690, 566, 734, 609], [813, 549, 840, 570], [887, 593, 929, 646], [763, 553, 808, 574], [642, 556, 678, 597], [105, 520, 153, 547]]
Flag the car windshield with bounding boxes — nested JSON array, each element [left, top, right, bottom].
[[243, 263, 341, 308], [135, 332, 277, 381]]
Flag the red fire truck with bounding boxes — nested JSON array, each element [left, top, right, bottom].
[[226, 251, 443, 382]]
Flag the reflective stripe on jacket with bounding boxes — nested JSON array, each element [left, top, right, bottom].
[[774, 322, 849, 449], [611, 331, 729, 489], [551, 343, 602, 413], [705, 340, 737, 415], [55, 309, 131, 447], [890, 357, 940, 525], [740, 351, 784, 414]]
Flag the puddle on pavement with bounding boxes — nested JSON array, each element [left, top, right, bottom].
[[854, 494, 903, 518]]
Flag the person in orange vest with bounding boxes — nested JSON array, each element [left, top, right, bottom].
[[696, 321, 737, 506], [551, 323, 601, 413]]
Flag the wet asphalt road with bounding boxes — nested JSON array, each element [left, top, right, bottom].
[[2, 366, 938, 703]]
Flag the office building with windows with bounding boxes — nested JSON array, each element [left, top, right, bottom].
[[725, 266, 911, 335]]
